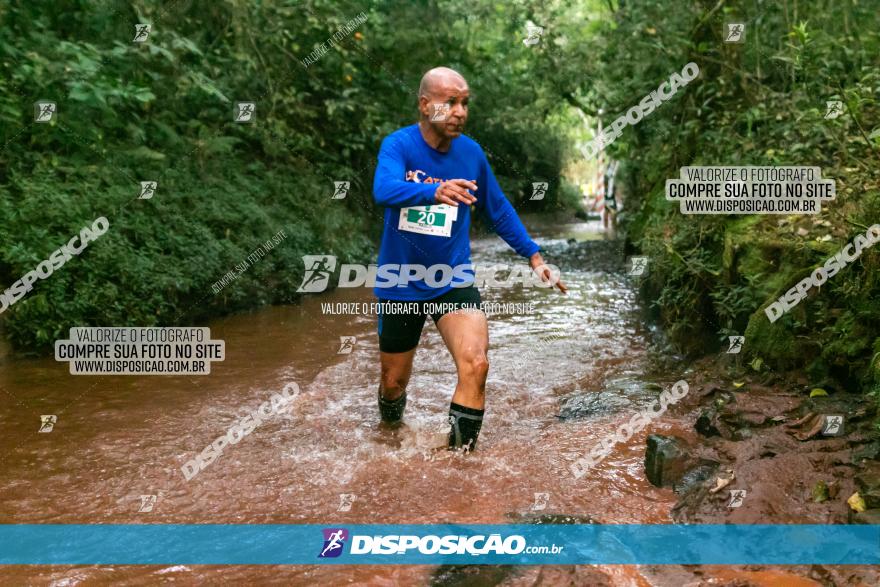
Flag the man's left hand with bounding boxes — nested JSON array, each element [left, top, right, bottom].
[[529, 252, 568, 294]]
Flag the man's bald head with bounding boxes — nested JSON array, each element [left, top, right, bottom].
[[417, 67, 470, 141], [419, 67, 467, 99]]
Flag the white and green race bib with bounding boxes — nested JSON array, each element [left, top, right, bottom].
[[398, 204, 458, 237]]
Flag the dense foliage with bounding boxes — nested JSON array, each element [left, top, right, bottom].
[[533, 0, 879, 390], [0, 0, 578, 353], [3, 0, 878, 401]]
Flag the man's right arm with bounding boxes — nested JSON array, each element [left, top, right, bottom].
[[373, 136, 436, 208]]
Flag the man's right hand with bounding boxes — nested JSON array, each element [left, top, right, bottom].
[[434, 179, 477, 207]]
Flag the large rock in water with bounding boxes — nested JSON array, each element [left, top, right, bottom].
[[557, 379, 663, 420], [645, 435, 694, 488], [557, 390, 633, 420]]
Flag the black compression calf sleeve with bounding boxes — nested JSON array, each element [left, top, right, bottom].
[[448, 402, 484, 452], [378, 391, 407, 423]]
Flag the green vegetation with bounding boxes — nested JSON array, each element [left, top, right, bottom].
[[2, 0, 878, 404], [553, 0, 879, 392], [0, 0, 578, 353]]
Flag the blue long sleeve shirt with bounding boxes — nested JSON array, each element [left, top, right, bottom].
[[373, 124, 540, 301]]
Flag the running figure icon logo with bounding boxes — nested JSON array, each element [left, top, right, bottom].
[[133, 24, 151, 43], [34, 101, 56, 123], [531, 492, 549, 511], [724, 23, 745, 43], [338, 493, 356, 512], [727, 489, 747, 508], [297, 255, 337, 293], [523, 22, 544, 46], [318, 528, 349, 558], [530, 182, 548, 201], [727, 336, 744, 354], [38, 415, 57, 433], [138, 495, 157, 512], [337, 336, 356, 355], [431, 104, 450, 122], [627, 256, 649, 276], [332, 181, 350, 200], [139, 181, 157, 199], [822, 415, 844, 436], [234, 102, 255, 123], [824, 101, 844, 120]]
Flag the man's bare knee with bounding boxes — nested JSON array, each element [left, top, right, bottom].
[[379, 349, 415, 401], [380, 370, 409, 400], [457, 350, 489, 388]]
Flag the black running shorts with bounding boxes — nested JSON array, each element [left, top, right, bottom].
[[377, 286, 482, 353]]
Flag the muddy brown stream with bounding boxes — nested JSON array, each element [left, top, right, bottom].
[[0, 218, 820, 586]]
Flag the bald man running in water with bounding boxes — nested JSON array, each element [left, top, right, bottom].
[[372, 67, 567, 452]]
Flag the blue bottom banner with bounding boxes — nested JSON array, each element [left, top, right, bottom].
[[1, 524, 878, 565]]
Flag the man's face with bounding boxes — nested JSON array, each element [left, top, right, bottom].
[[421, 77, 469, 139]]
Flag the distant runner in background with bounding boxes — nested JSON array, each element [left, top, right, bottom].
[[603, 159, 619, 234]]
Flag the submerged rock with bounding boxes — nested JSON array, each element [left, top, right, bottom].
[[430, 565, 514, 587], [557, 390, 632, 419], [557, 378, 664, 420], [429, 512, 599, 586], [645, 435, 695, 488], [506, 512, 598, 525]]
